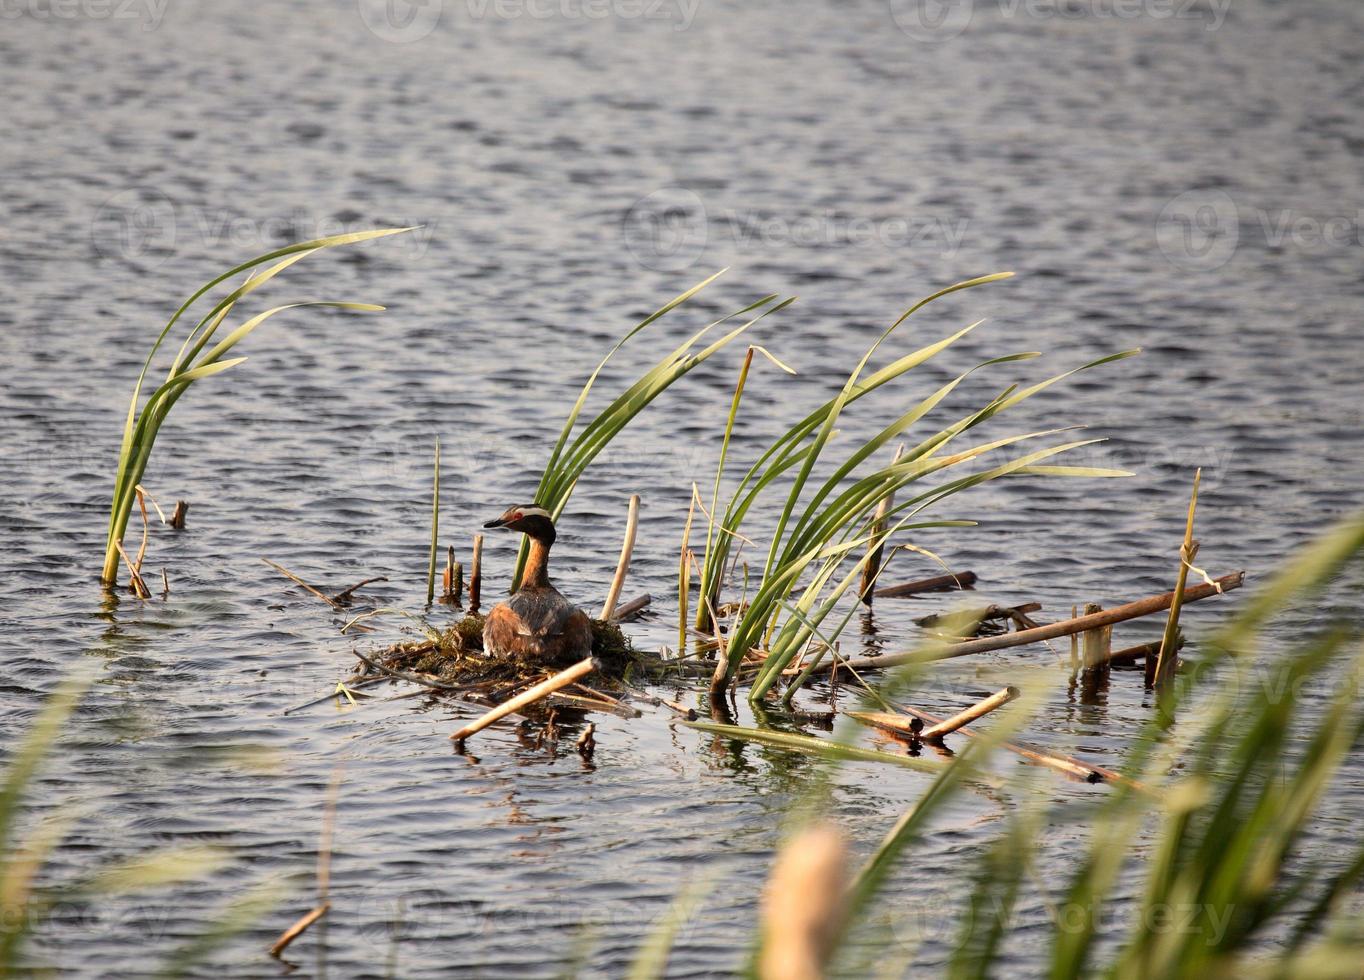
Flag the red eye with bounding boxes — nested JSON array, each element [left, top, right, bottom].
[[511, 511, 523, 522]]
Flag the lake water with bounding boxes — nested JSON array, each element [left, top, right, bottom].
[[2, 0, 1362, 975]]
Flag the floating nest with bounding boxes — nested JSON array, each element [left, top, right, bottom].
[[356, 613, 640, 703]]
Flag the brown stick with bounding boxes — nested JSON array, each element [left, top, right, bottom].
[[613, 593, 652, 621], [269, 903, 330, 958], [262, 559, 343, 609], [1155, 470, 1202, 687], [808, 571, 1245, 673], [450, 658, 596, 744], [169, 500, 189, 529], [873, 570, 977, 598], [601, 494, 640, 621], [470, 534, 484, 614], [848, 709, 1139, 789], [920, 686, 1020, 741], [915, 603, 1042, 630], [860, 444, 904, 605]]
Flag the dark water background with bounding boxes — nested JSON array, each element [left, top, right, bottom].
[[2, 0, 1363, 975]]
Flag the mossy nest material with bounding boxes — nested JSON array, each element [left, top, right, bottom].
[[377, 613, 635, 685]]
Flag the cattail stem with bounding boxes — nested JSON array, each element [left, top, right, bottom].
[[470, 534, 484, 614], [601, 494, 640, 621], [426, 437, 440, 607], [1155, 469, 1201, 688], [860, 444, 904, 604]]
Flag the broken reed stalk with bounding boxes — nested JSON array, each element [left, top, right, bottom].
[[679, 491, 697, 651], [450, 658, 596, 744], [1081, 602, 1112, 669], [169, 500, 189, 529], [849, 709, 1136, 788], [859, 444, 904, 604], [873, 570, 977, 599], [262, 558, 343, 609], [601, 494, 640, 620], [426, 437, 440, 607], [1154, 469, 1201, 687], [758, 823, 848, 980], [919, 686, 1020, 741], [442, 545, 455, 599], [806, 571, 1244, 674], [614, 593, 651, 620], [269, 767, 341, 958], [470, 533, 484, 614]]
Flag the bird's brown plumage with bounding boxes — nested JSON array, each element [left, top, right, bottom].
[[481, 505, 593, 667]]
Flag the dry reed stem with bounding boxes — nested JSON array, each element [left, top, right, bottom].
[[269, 768, 341, 958], [601, 494, 640, 620], [759, 822, 848, 980], [470, 533, 484, 613], [920, 686, 1021, 741], [1155, 468, 1202, 687], [451, 658, 595, 744], [806, 571, 1244, 673], [859, 444, 904, 604], [261, 558, 343, 609], [113, 541, 151, 599]]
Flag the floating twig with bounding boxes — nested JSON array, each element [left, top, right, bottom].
[[601, 494, 640, 621], [805, 571, 1245, 673], [451, 658, 596, 745], [332, 576, 389, 606], [614, 593, 652, 621], [351, 650, 464, 691], [269, 767, 341, 958], [920, 686, 1020, 741], [873, 570, 977, 598], [262, 558, 343, 609]]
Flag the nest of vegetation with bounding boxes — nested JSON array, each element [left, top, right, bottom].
[[371, 613, 637, 688]]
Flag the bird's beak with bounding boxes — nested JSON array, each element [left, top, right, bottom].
[[483, 517, 508, 529]]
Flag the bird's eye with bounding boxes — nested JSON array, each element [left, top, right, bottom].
[[511, 511, 523, 522]]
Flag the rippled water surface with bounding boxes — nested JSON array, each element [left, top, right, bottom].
[[3, 0, 1363, 975]]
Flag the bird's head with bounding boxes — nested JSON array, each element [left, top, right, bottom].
[[483, 505, 556, 544]]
